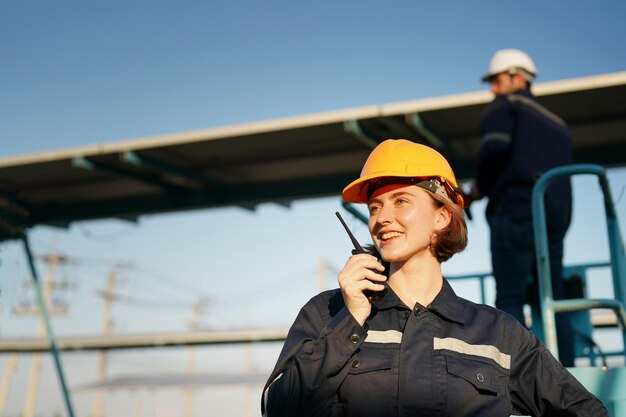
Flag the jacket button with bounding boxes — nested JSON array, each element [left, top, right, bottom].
[[476, 373, 484, 383], [350, 334, 360, 344], [351, 359, 360, 368]]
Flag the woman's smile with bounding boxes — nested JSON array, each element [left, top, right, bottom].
[[379, 231, 404, 241]]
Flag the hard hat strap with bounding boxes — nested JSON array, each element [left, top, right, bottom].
[[415, 179, 456, 204], [364, 176, 458, 205]]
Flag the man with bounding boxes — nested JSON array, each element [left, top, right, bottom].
[[466, 49, 575, 366]]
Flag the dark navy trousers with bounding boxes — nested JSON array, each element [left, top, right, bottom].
[[488, 209, 575, 367]]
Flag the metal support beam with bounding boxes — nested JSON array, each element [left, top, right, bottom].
[[404, 112, 467, 166], [376, 116, 424, 143], [121, 151, 224, 188], [340, 200, 368, 224], [23, 174, 354, 226], [0, 328, 289, 352], [343, 120, 379, 149], [72, 156, 186, 193], [21, 234, 75, 417], [405, 112, 447, 150]]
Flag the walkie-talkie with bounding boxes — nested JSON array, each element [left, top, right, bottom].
[[335, 212, 387, 303]]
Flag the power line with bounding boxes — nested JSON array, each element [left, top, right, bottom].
[[93, 289, 192, 311]]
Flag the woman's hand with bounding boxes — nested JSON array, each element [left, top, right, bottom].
[[338, 254, 386, 326]]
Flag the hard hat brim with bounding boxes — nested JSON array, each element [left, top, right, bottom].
[[342, 171, 464, 207], [481, 68, 537, 83], [481, 72, 495, 83], [341, 171, 417, 204]]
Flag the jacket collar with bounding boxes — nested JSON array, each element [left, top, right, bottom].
[[428, 279, 466, 325], [509, 87, 533, 99], [373, 279, 466, 325]]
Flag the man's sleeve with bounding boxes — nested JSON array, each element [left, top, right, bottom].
[[476, 98, 515, 196], [261, 296, 367, 417], [508, 322, 609, 416]]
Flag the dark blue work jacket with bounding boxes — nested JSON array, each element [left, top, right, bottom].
[[262, 280, 607, 416], [477, 89, 573, 232]]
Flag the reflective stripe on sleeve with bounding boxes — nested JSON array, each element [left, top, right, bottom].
[[482, 132, 511, 144], [433, 337, 511, 369], [262, 373, 283, 417]]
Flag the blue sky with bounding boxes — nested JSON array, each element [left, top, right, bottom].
[[3, 1, 626, 157], [1, 1, 626, 416]]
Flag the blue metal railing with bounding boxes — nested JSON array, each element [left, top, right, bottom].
[[532, 164, 626, 361]]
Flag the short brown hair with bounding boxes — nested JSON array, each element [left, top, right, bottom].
[[428, 192, 468, 262]]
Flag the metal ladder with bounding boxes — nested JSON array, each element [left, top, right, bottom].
[[532, 164, 626, 415]]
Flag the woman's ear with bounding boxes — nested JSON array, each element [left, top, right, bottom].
[[434, 206, 452, 232]]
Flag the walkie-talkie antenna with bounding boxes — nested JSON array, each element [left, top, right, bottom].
[[335, 211, 387, 304], [335, 212, 365, 253]]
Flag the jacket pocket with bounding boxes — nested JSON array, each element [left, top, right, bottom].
[[444, 353, 508, 394]]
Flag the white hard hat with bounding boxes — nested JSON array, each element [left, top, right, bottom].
[[482, 49, 537, 82]]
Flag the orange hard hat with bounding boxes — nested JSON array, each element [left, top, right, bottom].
[[342, 139, 464, 206]]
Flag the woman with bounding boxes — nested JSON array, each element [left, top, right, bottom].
[[262, 139, 607, 417]]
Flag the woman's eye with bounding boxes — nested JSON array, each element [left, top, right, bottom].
[[368, 206, 380, 214]]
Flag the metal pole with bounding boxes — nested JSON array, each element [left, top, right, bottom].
[[598, 174, 626, 312], [531, 169, 559, 358], [21, 234, 76, 417], [598, 173, 626, 349], [93, 269, 116, 417], [0, 353, 18, 412]]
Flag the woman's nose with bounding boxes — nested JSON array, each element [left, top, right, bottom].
[[375, 205, 394, 225]]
